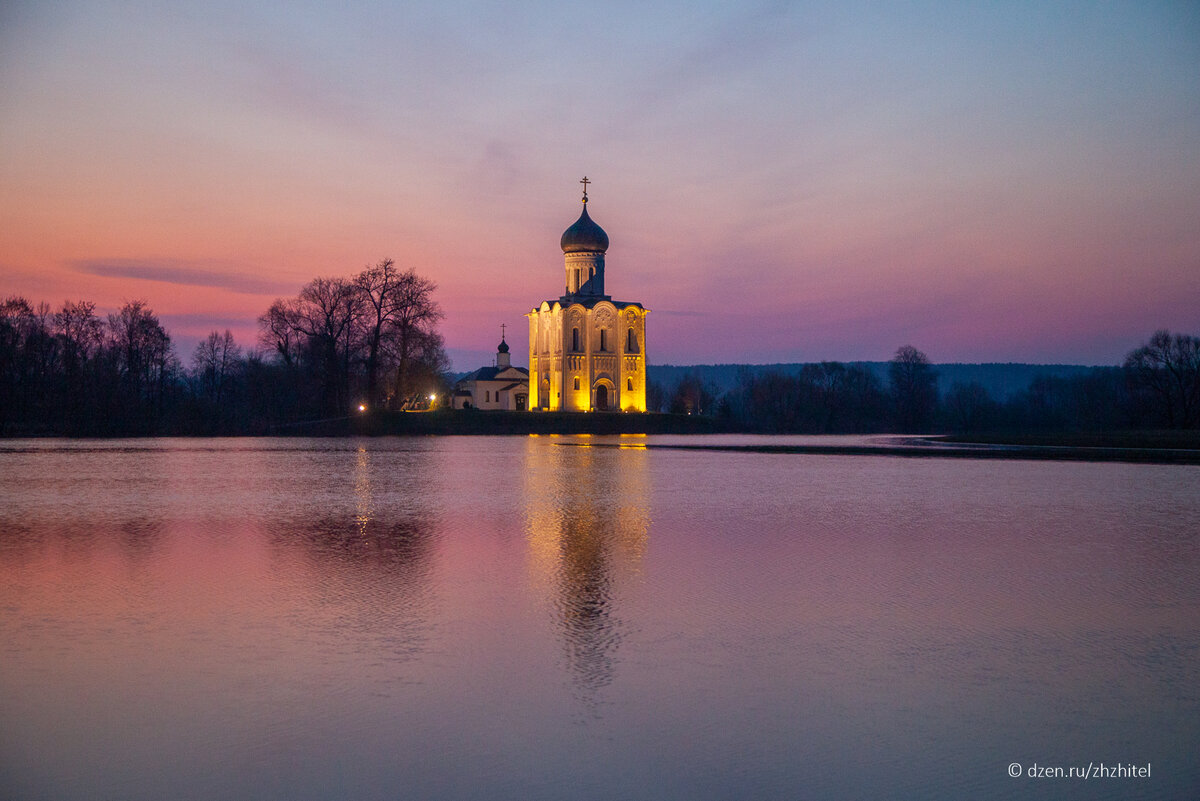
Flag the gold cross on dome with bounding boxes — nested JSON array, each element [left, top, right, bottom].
[[580, 176, 590, 202]]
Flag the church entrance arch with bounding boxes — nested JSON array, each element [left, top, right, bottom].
[[593, 379, 614, 412]]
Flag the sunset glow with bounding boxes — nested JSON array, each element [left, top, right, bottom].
[[2, 1, 1197, 369]]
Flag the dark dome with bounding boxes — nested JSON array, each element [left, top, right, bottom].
[[497, 338, 510, 354], [560, 204, 609, 254]]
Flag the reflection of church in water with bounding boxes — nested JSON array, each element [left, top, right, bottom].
[[528, 179, 649, 412], [524, 439, 650, 698]]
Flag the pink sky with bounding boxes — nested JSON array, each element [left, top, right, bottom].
[[2, 1, 1197, 369]]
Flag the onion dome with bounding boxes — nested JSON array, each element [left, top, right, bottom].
[[560, 204, 609, 254], [497, 337, 510, 354]]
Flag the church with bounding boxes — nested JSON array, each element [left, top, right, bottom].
[[450, 334, 530, 410], [527, 179, 649, 411]]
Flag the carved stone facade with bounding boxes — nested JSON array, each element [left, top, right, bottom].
[[527, 184, 648, 412]]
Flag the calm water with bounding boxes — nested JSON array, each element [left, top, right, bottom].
[[1, 436, 1197, 800]]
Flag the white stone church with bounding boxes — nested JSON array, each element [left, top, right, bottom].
[[528, 179, 648, 411], [453, 179, 648, 412]]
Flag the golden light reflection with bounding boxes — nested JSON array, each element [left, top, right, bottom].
[[354, 445, 373, 536], [522, 437, 650, 696]]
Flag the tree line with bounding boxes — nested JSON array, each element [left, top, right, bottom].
[[1, 259, 447, 435], [2, 275, 1196, 436], [648, 332, 1200, 433]]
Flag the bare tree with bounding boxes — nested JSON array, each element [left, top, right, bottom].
[[799, 361, 886, 432], [384, 325, 448, 408], [55, 300, 104, 372], [193, 329, 241, 408], [25, 302, 59, 403], [290, 277, 363, 415], [258, 298, 301, 368], [108, 301, 171, 392], [889, 345, 938, 432], [106, 300, 175, 427], [255, 263, 444, 415], [1124, 329, 1200, 428], [353, 258, 438, 406], [0, 297, 36, 431], [369, 264, 443, 410], [49, 300, 105, 431]]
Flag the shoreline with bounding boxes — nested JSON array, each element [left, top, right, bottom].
[[639, 444, 1199, 465], [4, 414, 1198, 464], [558, 435, 1200, 465]]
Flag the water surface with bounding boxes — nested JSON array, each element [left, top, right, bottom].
[[2, 436, 1197, 800]]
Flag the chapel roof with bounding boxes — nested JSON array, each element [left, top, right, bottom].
[[455, 365, 530, 385]]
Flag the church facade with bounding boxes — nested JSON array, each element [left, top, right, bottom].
[[527, 180, 648, 412]]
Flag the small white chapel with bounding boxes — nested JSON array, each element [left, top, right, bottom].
[[451, 332, 530, 410]]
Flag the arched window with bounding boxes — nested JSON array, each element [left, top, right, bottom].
[[573, 377, 580, 390], [485, 390, 490, 402], [600, 329, 608, 352], [574, 269, 580, 289], [627, 378, 633, 391], [626, 329, 638, 353], [572, 327, 580, 352]]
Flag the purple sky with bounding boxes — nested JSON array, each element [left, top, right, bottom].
[[2, 1, 1198, 369]]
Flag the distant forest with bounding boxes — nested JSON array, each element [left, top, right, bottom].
[[648, 362, 1098, 402], [1, 274, 1197, 435], [647, 334, 1199, 433]]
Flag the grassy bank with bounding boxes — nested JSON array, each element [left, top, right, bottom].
[[337, 409, 730, 436]]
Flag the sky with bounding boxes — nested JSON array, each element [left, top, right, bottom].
[[2, 0, 1198, 370]]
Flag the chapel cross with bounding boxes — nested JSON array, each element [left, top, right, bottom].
[[580, 176, 590, 202], [500, 323, 506, 340]]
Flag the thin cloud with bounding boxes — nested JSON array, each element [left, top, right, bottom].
[[71, 259, 295, 296], [632, 0, 808, 112]]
